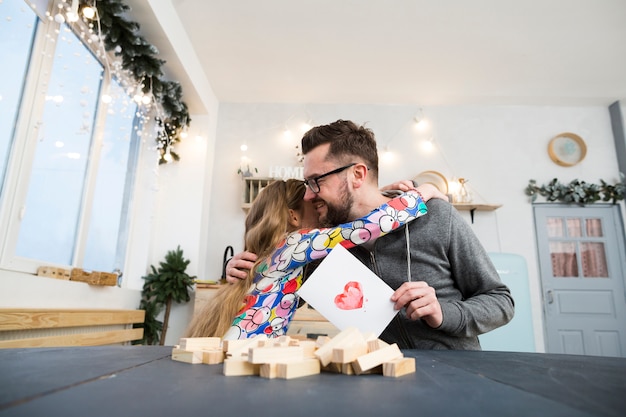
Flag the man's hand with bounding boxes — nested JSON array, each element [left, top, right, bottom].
[[225, 251, 257, 283], [391, 281, 443, 328]]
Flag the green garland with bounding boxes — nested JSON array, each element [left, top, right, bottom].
[[526, 175, 625, 205], [87, 0, 190, 164]]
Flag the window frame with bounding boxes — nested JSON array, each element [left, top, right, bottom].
[[0, 0, 143, 276]]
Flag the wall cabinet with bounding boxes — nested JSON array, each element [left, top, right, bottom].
[[241, 177, 276, 209]]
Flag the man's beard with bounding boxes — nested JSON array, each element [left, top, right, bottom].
[[319, 181, 353, 227]]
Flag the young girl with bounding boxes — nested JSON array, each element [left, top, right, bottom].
[[185, 179, 428, 339]]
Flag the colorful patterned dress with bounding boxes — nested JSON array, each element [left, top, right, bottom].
[[222, 191, 428, 340]]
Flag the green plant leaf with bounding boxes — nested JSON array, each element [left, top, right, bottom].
[[526, 175, 625, 205]]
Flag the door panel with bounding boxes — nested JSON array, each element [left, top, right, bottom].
[[534, 204, 626, 357]]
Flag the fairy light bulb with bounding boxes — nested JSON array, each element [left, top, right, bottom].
[[163, 148, 172, 162], [66, 0, 79, 22], [421, 137, 435, 152], [82, 6, 95, 19]]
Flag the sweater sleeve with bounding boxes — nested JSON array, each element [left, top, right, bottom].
[[437, 206, 515, 337]]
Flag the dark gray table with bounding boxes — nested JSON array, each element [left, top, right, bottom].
[[0, 346, 624, 417]]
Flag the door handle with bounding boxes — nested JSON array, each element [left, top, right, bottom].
[[546, 290, 554, 304]]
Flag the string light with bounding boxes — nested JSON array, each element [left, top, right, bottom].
[[163, 147, 172, 162], [82, 6, 96, 20], [66, 0, 79, 22], [414, 108, 429, 131], [300, 122, 312, 133], [421, 137, 435, 152]]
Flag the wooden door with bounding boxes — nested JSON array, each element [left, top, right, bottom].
[[534, 204, 626, 357]]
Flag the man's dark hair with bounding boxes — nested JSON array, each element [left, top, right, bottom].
[[301, 119, 379, 180]]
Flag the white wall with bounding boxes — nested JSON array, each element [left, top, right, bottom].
[[204, 102, 622, 352], [3, 101, 619, 350], [145, 113, 219, 345]]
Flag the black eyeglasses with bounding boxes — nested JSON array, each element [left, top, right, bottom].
[[303, 163, 356, 194]]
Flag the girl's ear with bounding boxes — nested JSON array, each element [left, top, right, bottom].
[[287, 208, 300, 229]]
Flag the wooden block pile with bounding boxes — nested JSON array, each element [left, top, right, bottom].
[[171, 337, 225, 365], [171, 327, 415, 379], [36, 266, 118, 286]]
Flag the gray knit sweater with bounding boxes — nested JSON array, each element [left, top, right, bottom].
[[349, 198, 515, 350]]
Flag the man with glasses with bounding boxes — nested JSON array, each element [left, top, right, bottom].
[[228, 119, 514, 350]]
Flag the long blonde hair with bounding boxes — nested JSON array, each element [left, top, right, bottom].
[[184, 179, 305, 338]]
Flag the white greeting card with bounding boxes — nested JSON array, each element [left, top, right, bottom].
[[298, 244, 398, 336]]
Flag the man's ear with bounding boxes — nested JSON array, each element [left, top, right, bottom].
[[351, 163, 369, 188]]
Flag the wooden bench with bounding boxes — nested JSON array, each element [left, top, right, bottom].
[[0, 309, 145, 348]]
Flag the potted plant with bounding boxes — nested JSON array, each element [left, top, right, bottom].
[[134, 246, 196, 345]]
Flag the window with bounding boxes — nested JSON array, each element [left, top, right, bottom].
[[83, 77, 140, 272], [0, 0, 141, 278], [16, 23, 102, 265], [0, 1, 37, 194]]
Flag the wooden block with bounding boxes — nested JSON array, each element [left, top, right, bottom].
[[248, 346, 304, 364], [368, 338, 389, 352], [332, 341, 368, 364], [362, 332, 377, 342], [171, 348, 203, 364], [202, 350, 225, 364], [339, 362, 380, 375], [223, 334, 268, 357], [70, 268, 101, 285], [314, 327, 361, 366], [277, 358, 320, 379], [287, 334, 312, 341], [97, 272, 118, 286], [297, 340, 318, 358], [274, 335, 292, 346], [37, 266, 71, 280], [180, 337, 221, 351], [352, 343, 403, 375], [383, 357, 416, 377], [259, 362, 278, 379], [360, 365, 383, 375], [69, 269, 117, 286], [315, 335, 331, 347], [223, 358, 260, 376], [321, 362, 343, 373], [341, 363, 354, 375]]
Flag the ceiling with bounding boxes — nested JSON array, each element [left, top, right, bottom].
[[128, 0, 626, 114]]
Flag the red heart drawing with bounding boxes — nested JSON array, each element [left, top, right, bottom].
[[334, 281, 364, 310]]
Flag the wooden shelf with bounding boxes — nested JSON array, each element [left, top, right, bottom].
[[452, 203, 502, 223], [452, 203, 502, 211]]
